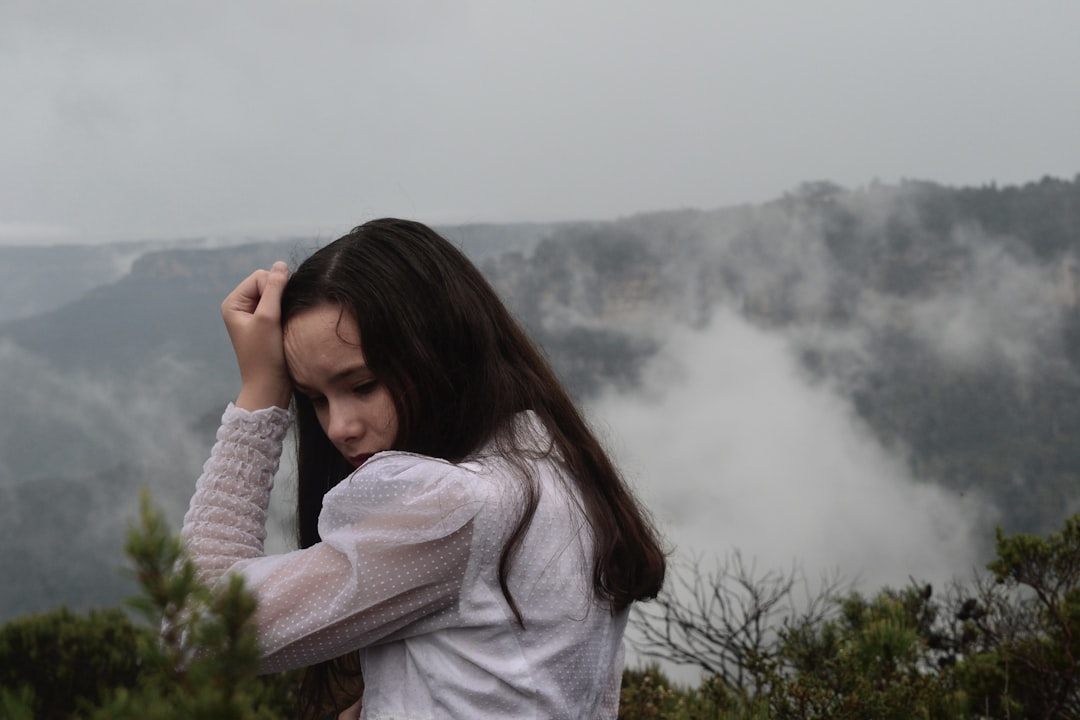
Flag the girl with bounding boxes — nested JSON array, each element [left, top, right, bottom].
[[182, 218, 666, 719]]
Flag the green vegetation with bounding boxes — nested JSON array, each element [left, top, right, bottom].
[[624, 507, 1080, 718], [6, 492, 1080, 717], [0, 492, 298, 719]]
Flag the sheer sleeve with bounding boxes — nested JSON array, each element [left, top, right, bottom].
[[182, 405, 486, 673], [597, 640, 625, 719], [182, 403, 290, 578]]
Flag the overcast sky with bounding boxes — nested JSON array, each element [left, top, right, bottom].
[[2, 0, 1078, 244]]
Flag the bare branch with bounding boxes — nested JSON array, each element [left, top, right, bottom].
[[629, 550, 846, 693]]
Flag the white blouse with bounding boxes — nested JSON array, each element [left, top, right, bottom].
[[182, 404, 626, 720]]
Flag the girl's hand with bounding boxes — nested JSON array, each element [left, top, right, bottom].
[[221, 261, 293, 411]]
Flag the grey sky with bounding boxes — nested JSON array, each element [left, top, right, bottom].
[[2, 0, 1078, 244]]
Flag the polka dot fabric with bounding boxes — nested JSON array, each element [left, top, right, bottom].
[[182, 405, 626, 719]]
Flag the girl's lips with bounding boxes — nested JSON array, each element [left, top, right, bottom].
[[350, 453, 374, 468]]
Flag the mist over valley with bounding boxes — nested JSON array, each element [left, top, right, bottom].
[[2, 175, 1079, 621]]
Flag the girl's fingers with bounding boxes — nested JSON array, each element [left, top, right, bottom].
[[221, 262, 288, 319], [254, 262, 289, 320], [222, 269, 268, 317]]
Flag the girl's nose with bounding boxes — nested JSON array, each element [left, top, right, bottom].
[[327, 405, 362, 444]]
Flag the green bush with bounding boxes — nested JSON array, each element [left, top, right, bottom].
[[0, 491, 299, 719], [0, 605, 148, 718], [618, 665, 771, 720], [629, 514, 1080, 719], [13, 493, 1080, 719]]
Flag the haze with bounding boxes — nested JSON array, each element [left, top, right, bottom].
[[2, 0, 1078, 244]]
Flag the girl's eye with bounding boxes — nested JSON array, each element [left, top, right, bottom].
[[353, 381, 377, 396]]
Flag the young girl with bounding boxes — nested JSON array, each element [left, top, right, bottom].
[[182, 218, 666, 719]]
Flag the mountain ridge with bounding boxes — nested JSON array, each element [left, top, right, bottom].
[[2, 174, 1079, 619]]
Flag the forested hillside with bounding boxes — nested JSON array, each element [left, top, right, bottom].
[[482, 175, 1080, 536], [1, 175, 1078, 620]]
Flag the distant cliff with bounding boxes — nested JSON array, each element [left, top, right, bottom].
[[1, 174, 1079, 620]]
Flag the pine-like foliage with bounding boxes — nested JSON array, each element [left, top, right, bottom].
[[0, 490, 298, 719]]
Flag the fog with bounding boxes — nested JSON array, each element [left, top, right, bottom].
[[594, 311, 987, 593], [573, 184, 1073, 591], [903, 240, 1066, 377], [3, 1, 1079, 243]]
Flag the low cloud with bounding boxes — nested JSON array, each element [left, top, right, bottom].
[[855, 228, 1069, 379], [0, 338, 230, 616], [0, 222, 80, 245], [591, 308, 988, 592]]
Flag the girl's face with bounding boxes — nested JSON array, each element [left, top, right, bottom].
[[284, 304, 398, 468]]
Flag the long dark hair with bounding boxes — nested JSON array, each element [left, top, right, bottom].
[[280, 218, 666, 716]]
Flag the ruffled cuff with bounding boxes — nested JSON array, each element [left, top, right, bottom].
[[181, 402, 294, 584], [221, 402, 292, 443]]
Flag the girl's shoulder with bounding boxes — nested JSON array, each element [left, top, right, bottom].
[[317, 412, 561, 536], [317, 450, 497, 540]]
